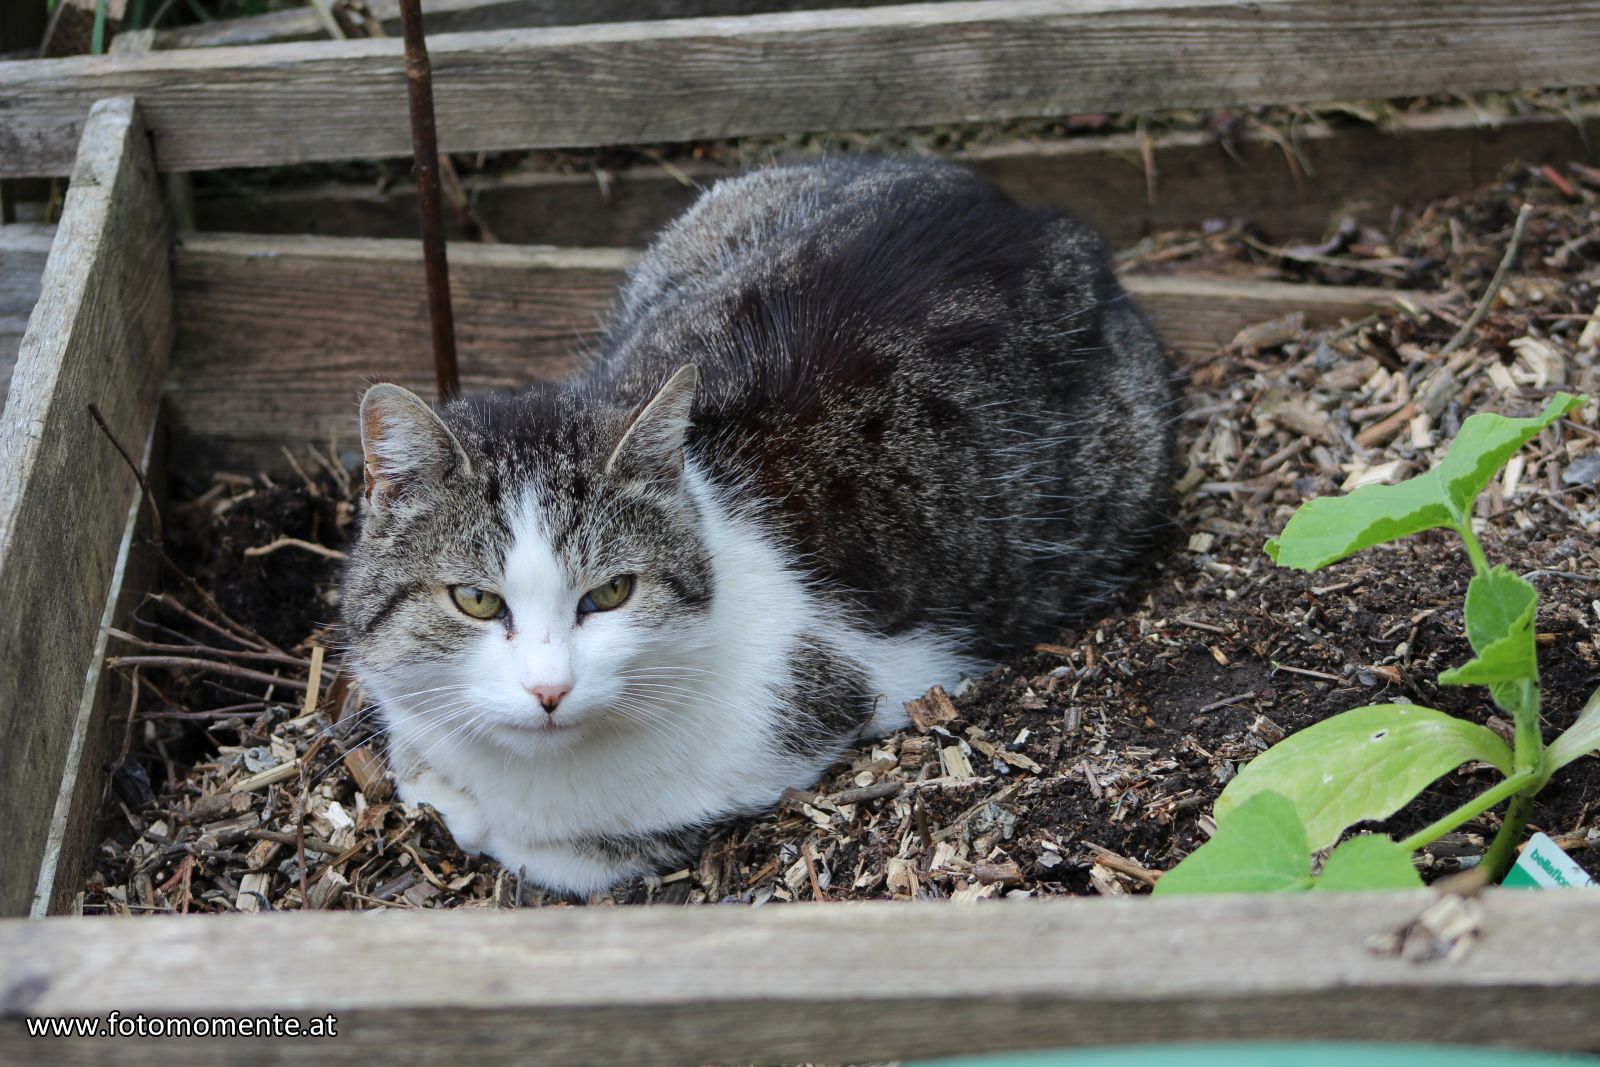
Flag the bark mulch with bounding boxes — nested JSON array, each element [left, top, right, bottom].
[[84, 167, 1600, 915]]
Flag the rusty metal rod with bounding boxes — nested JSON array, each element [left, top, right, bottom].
[[397, 0, 459, 401]]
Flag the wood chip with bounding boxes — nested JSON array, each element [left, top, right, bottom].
[[346, 745, 394, 802], [230, 759, 301, 794], [1355, 402, 1416, 449], [905, 684, 959, 732], [189, 791, 252, 824], [972, 861, 1024, 886]]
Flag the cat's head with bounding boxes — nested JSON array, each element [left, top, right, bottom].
[[342, 366, 715, 754]]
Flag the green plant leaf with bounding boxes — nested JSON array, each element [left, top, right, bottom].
[[1313, 835, 1424, 891], [1434, 393, 1585, 513], [1440, 566, 1539, 687], [1215, 704, 1513, 849], [1264, 393, 1590, 571], [1545, 684, 1600, 774], [1153, 791, 1311, 896], [1263, 471, 1453, 571]]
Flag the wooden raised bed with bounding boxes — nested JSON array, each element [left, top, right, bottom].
[[3, 2, 1600, 1062], [4, 0, 1600, 176], [191, 103, 1600, 251]]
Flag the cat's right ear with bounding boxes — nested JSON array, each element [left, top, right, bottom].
[[359, 383, 471, 506]]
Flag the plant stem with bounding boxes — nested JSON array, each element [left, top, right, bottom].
[[1453, 518, 1492, 579], [1396, 767, 1542, 854], [1512, 678, 1543, 774], [1480, 789, 1537, 882]]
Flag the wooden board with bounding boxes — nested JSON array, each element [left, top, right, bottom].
[[28, 424, 162, 919], [155, 0, 951, 48], [0, 99, 172, 918], [0, 224, 55, 405], [6, 0, 1600, 176], [166, 235, 628, 471], [165, 232, 1403, 474], [192, 104, 1600, 251], [2, 891, 1599, 1064]]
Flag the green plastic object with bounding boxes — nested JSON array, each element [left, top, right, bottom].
[[915, 1044, 1600, 1067]]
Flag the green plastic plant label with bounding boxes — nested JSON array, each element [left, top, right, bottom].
[[1501, 832, 1596, 889]]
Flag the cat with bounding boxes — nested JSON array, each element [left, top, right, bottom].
[[342, 156, 1176, 897]]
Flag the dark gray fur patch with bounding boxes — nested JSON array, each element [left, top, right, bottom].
[[574, 825, 706, 872], [773, 634, 877, 763], [593, 156, 1177, 649]]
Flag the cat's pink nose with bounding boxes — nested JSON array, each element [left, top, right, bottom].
[[526, 682, 571, 713]]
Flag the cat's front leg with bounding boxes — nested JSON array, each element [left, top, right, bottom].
[[393, 757, 492, 857]]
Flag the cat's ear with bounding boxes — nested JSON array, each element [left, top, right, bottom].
[[359, 383, 471, 505], [605, 364, 698, 486]]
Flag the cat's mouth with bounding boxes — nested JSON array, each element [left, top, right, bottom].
[[496, 715, 581, 738]]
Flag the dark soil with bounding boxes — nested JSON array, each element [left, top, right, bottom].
[[84, 171, 1600, 915]]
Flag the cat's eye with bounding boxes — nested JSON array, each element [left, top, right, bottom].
[[579, 575, 635, 614], [450, 585, 504, 620]]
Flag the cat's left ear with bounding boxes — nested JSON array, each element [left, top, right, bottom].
[[359, 382, 472, 506], [605, 364, 698, 486]]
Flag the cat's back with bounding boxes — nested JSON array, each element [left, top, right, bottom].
[[593, 157, 1174, 646]]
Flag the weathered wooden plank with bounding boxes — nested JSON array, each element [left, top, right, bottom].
[[1129, 274, 1404, 355], [0, 224, 53, 315], [0, 99, 172, 918], [0, 224, 55, 404], [192, 103, 1600, 251], [29, 423, 162, 918], [165, 232, 1397, 473], [2, 891, 1599, 1064], [6, 0, 1600, 177], [155, 0, 951, 48], [166, 235, 624, 472]]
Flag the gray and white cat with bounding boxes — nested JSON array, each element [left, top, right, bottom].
[[343, 157, 1175, 896]]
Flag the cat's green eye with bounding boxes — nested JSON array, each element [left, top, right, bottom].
[[580, 575, 635, 614], [450, 585, 504, 620]]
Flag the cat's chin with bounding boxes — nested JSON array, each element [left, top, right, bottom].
[[484, 716, 589, 752]]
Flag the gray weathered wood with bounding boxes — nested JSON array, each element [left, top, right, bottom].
[[192, 104, 1600, 251], [0, 99, 172, 918], [165, 232, 1400, 474], [166, 235, 625, 472], [2, 891, 1599, 1064], [0, 224, 55, 405], [29, 423, 162, 918], [1128, 274, 1406, 355], [0, 224, 55, 315], [155, 0, 951, 48], [5, 0, 1600, 176]]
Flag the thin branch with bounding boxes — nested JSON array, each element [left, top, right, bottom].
[[142, 592, 273, 654], [107, 656, 310, 692], [87, 403, 164, 546], [242, 537, 350, 562], [1441, 202, 1532, 356], [397, 0, 459, 401], [105, 627, 307, 668]]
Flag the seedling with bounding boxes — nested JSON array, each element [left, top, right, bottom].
[[1157, 392, 1600, 895]]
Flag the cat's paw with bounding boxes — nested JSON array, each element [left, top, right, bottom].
[[396, 764, 490, 856]]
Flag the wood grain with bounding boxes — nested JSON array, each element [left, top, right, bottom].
[[0, 99, 172, 918], [193, 104, 1600, 251], [166, 235, 626, 471], [5, 0, 1600, 176], [28, 424, 162, 918], [166, 233, 1401, 474], [2, 891, 1599, 1064], [155, 0, 948, 48]]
